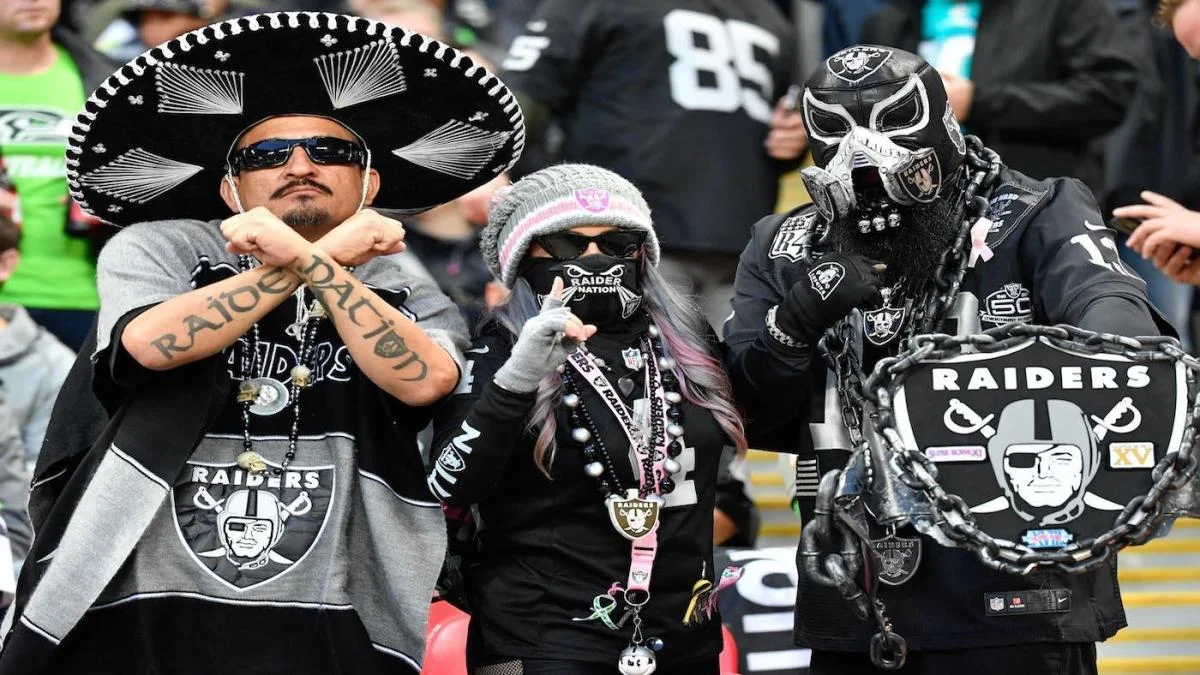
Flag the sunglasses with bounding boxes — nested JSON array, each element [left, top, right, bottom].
[[227, 136, 367, 174], [534, 230, 647, 261]]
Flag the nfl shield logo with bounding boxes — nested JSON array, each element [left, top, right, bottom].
[[574, 187, 610, 212], [989, 596, 1004, 612], [622, 347, 643, 370]]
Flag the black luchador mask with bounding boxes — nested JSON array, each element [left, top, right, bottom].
[[800, 45, 967, 234]]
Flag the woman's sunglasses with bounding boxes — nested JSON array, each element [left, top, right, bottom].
[[227, 136, 367, 174], [534, 230, 647, 260]]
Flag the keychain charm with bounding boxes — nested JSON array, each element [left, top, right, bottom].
[[618, 644, 657, 675]]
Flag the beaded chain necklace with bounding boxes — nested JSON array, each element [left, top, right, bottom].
[[560, 322, 688, 675], [232, 255, 333, 476]]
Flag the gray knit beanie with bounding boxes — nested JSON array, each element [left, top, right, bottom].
[[481, 163, 659, 288]]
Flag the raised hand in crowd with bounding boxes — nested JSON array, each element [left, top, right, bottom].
[[492, 277, 595, 394]]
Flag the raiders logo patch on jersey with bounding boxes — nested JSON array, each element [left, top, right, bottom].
[[826, 46, 892, 84], [173, 461, 334, 590], [980, 283, 1034, 327], [769, 212, 816, 262]]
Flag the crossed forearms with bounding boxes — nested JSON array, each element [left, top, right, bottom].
[[121, 249, 457, 403]]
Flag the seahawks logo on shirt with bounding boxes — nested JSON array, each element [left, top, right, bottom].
[[173, 461, 334, 590], [0, 107, 73, 145]]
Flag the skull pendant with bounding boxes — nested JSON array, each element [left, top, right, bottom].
[[237, 380, 262, 403], [291, 365, 313, 389], [617, 645, 656, 675]]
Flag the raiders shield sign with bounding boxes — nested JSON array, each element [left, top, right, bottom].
[[606, 490, 661, 540], [173, 460, 335, 589], [887, 337, 1186, 550]]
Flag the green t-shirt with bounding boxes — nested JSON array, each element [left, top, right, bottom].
[[0, 45, 98, 310]]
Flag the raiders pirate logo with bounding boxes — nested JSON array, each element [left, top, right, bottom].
[[769, 212, 816, 262], [808, 261, 846, 300], [870, 534, 921, 586], [863, 305, 907, 346], [173, 460, 334, 589], [561, 262, 642, 318], [574, 187, 610, 213], [894, 150, 941, 203], [889, 337, 1187, 549], [826, 46, 892, 84], [980, 283, 1034, 327], [606, 490, 661, 540]]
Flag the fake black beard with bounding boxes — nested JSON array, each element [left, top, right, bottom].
[[827, 197, 959, 285]]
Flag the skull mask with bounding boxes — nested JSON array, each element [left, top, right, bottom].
[[800, 46, 966, 233]]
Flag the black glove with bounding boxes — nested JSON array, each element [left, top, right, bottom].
[[775, 252, 883, 342]]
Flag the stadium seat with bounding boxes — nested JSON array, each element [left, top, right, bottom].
[[720, 623, 740, 674], [423, 603, 470, 675]]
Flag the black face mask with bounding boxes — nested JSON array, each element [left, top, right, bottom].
[[521, 254, 644, 328]]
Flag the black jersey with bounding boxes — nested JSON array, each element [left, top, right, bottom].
[[429, 324, 734, 669], [500, 0, 798, 255], [723, 168, 1169, 651]]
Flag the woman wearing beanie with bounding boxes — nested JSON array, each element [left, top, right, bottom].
[[428, 164, 747, 675]]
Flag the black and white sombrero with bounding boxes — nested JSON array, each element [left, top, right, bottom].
[[66, 12, 525, 226]]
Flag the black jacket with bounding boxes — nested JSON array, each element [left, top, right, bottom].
[[723, 166, 1168, 651], [860, 0, 1137, 197], [429, 324, 732, 669]]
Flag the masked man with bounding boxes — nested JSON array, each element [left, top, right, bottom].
[[0, 12, 523, 674], [724, 45, 1169, 674]]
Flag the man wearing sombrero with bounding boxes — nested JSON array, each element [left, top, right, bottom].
[[0, 11, 523, 674]]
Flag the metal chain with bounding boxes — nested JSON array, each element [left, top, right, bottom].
[[799, 140, 1197, 668]]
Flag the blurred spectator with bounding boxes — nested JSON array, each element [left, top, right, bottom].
[[0, 211, 74, 472], [859, 0, 1138, 199], [1115, 2, 1200, 299], [1106, 0, 1195, 348], [822, 0, 884, 54], [0, 390, 32, 601], [0, 159, 18, 226], [85, 0, 253, 62], [401, 174, 511, 331], [499, 0, 805, 328], [357, 0, 447, 39], [0, 0, 116, 351]]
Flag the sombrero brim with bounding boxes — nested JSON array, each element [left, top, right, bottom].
[[67, 11, 525, 226]]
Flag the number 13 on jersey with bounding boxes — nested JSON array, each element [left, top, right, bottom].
[[664, 9, 781, 124]]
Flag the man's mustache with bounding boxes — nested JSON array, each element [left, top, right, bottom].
[[272, 179, 332, 199]]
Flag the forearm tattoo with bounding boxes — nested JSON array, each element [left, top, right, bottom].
[[150, 268, 295, 359], [299, 254, 429, 381]]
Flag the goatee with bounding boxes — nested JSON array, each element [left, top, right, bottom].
[[826, 198, 959, 286], [283, 205, 331, 229]]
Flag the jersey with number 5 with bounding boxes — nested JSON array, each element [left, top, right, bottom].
[[500, 0, 798, 255]]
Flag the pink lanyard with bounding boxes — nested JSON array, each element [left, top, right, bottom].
[[567, 346, 672, 594]]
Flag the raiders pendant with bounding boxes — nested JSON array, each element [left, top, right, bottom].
[[618, 645, 657, 675], [236, 451, 269, 474], [606, 489, 661, 541], [244, 377, 290, 416], [870, 533, 922, 586]]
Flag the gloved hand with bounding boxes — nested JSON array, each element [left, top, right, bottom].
[[494, 277, 597, 393], [774, 252, 884, 342]]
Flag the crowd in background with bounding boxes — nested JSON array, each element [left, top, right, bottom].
[[2, 0, 1200, 596]]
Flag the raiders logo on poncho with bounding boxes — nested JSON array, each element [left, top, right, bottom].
[[888, 337, 1186, 549], [173, 461, 335, 589]]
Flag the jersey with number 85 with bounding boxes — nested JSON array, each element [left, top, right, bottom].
[[500, 0, 798, 255]]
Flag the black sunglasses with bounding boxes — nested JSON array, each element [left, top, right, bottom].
[[534, 230, 647, 260], [227, 136, 367, 174]]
